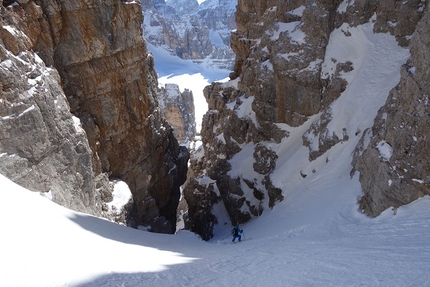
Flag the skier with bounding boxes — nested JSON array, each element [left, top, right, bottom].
[[232, 225, 243, 243]]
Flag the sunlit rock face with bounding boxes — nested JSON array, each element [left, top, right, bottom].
[[183, 0, 429, 240], [157, 83, 196, 145], [0, 0, 111, 216], [0, 0, 189, 233]]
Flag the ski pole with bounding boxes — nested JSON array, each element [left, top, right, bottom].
[[242, 231, 246, 241], [222, 233, 231, 240]]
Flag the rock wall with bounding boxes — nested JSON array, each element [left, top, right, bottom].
[[0, 1, 111, 215], [157, 83, 196, 145], [0, 0, 188, 233], [353, 4, 430, 217], [184, 0, 429, 240]]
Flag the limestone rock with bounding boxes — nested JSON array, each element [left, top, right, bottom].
[[182, 177, 219, 241], [0, 0, 189, 233], [0, 2, 109, 216], [157, 83, 196, 145], [185, 0, 333, 239], [184, 0, 430, 240], [303, 108, 348, 161], [37, 0, 189, 233], [353, 6, 430, 217], [183, 80, 285, 239]]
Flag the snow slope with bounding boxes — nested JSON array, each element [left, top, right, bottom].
[[1, 169, 430, 286]]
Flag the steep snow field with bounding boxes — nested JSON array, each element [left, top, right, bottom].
[[2, 13, 430, 287], [2, 165, 430, 286]]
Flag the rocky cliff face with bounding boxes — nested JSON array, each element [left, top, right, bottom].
[[157, 83, 196, 145], [353, 4, 430, 217], [141, 0, 236, 69], [0, 1, 110, 215], [184, 0, 429, 240], [0, 0, 188, 233]]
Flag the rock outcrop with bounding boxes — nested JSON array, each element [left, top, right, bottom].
[[0, 0, 188, 233], [157, 83, 196, 145], [0, 0, 111, 216], [353, 5, 430, 217], [184, 0, 429, 240], [141, 0, 236, 70], [0, 18, 107, 215]]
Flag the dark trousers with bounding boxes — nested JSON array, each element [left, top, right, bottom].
[[232, 235, 241, 242]]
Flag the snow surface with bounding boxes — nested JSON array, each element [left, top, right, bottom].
[[209, 29, 227, 47], [106, 181, 132, 215], [2, 163, 430, 286], [338, 0, 355, 13], [270, 22, 306, 44], [234, 95, 259, 127], [166, 0, 207, 6], [320, 20, 409, 145], [289, 5, 306, 17], [376, 140, 393, 162]]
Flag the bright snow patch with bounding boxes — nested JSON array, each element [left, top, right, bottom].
[[106, 180, 132, 215], [289, 5, 306, 17], [3, 25, 19, 36], [235, 95, 259, 127], [42, 190, 53, 201], [376, 140, 393, 162], [1, 59, 13, 69], [72, 115, 82, 131], [17, 105, 35, 118], [321, 22, 409, 140], [270, 21, 306, 44], [209, 29, 227, 47], [338, 0, 355, 13]]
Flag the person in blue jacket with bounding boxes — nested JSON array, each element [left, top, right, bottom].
[[232, 225, 243, 243]]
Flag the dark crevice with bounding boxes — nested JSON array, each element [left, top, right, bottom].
[[3, 0, 16, 7]]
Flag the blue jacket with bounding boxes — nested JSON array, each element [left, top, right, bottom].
[[233, 226, 242, 236]]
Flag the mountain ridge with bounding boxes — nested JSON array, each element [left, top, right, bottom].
[[142, 0, 236, 70]]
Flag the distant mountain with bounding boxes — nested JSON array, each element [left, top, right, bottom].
[[141, 0, 237, 70]]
